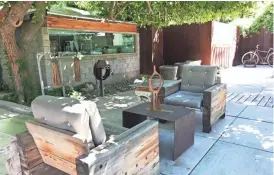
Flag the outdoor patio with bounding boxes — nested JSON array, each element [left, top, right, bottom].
[[0, 65, 273, 175]]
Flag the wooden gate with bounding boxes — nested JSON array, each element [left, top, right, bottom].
[[211, 45, 237, 68]]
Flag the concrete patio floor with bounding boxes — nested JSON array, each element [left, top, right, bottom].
[[0, 65, 273, 175]]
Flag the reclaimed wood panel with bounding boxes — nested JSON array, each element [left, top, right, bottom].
[[6, 132, 66, 175], [258, 96, 271, 107], [26, 121, 89, 175], [24, 163, 67, 175], [39, 150, 76, 175], [76, 120, 159, 175], [16, 132, 43, 170], [47, 16, 137, 33]]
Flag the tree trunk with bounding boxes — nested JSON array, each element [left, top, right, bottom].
[[0, 25, 24, 101], [0, 1, 46, 103]]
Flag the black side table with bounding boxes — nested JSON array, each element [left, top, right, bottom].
[[123, 103, 195, 160]]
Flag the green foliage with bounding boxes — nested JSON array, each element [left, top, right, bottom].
[[3, 49, 15, 91], [241, 3, 273, 36], [2, 92, 18, 103], [45, 86, 85, 100], [72, 1, 258, 28], [2, 53, 39, 104], [15, 58, 39, 104]]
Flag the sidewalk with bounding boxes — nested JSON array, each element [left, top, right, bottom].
[[0, 65, 273, 175]]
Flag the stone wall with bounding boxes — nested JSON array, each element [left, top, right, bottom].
[[42, 53, 140, 87], [0, 27, 140, 89]]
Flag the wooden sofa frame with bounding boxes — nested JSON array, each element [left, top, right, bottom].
[[6, 120, 159, 175], [164, 81, 226, 133]]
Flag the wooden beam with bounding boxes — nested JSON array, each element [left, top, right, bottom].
[[47, 15, 137, 33], [76, 120, 159, 175], [6, 132, 66, 175], [26, 121, 90, 175]]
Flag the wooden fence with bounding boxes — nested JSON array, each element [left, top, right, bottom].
[[234, 29, 274, 66]]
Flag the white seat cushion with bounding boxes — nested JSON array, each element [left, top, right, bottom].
[[31, 95, 106, 146]]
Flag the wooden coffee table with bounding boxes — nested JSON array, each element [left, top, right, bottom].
[[123, 103, 195, 160]]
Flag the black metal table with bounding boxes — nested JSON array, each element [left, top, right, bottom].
[[123, 102, 195, 160]]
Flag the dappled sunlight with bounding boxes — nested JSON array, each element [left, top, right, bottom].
[[103, 97, 138, 110], [221, 121, 273, 151], [92, 92, 141, 111], [0, 110, 20, 119], [195, 116, 235, 140], [261, 136, 274, 150]]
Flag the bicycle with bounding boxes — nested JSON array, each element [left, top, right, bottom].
[[241, 45, 274, 67]]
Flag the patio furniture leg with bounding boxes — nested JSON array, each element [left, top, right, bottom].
[[202, 125, 212, 133], [220, 113, 225, 119], [202, 108, 212, 133]]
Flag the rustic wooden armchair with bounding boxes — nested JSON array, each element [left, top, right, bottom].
[[6, 96, 159, 175], [164, 65, 226, 133]]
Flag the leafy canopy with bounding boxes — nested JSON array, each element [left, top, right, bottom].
[[72, 1, 259, 27], [0, 1, 260, 28], [243, 3, 274, 36]]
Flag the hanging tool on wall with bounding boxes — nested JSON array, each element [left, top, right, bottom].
[[74, 56, 81, 82], [51, 58, 62, 88], [93, 60, 112, 96]]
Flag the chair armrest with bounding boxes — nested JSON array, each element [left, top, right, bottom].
[[202, 83, 226, 127], [76, 120, 159, 175], [202, 83, 227, 108], [160, 80, 181, 97], [215, 74, 222, 84], [103, 120, 128, 136]]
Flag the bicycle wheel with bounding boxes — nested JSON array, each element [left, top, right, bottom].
[[267, 53, 273, 67], [241, 51, 259, 65]]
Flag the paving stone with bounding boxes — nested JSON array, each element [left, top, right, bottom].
[[227, 84, 263, 94], [194, 114, 235, 139], [159, 130, 216, 175], [161, 112, 235, 140], [239, 105, 273, 123], [190, 141, 273, 175], [226, 102, 247, 117], [220, 118, 273, 152]]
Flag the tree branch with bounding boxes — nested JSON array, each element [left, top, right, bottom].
[[146, 1, 153, 14], [114, 3, 130, 19], [18, 1, 46, 53], [108, 1, 116, 20], [4, 2, 32, 28], [0, 7, 10, 26]]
